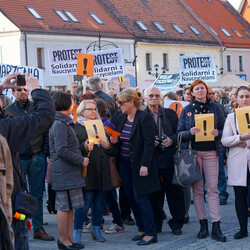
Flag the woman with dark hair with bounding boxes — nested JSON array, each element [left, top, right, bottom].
[[221, 86, 250, 239], [112, 88, 160, 246], [49, 92, 89, 249], [177, 79, 226, 242]]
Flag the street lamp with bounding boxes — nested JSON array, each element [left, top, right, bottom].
[[147, 64, 166, 78]]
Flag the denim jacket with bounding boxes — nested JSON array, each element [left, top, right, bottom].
[[176, 101, 225, 156]]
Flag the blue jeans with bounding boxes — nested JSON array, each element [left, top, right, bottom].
[[106, 189, 123, 226], [119, 157, 156, 236], [218, 150, 229, 200], [74, 190, 106, 229], [20, 153, 46, 231], [12, 220, 29, 250]]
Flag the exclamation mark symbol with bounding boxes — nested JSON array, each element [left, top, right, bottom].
[[175, 104, 178, 112], [83, 58, 88, 75], [203, 120, 207, 136], [93, 124, 99, 139], [245, 113, 250, 128]]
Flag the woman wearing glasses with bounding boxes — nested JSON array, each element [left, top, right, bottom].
[[221, 86, 250, 240], [112, 88, 160, 246], [73, 100, 113, 244]]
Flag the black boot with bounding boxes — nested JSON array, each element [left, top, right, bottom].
[[212, 221, 227, 242], [197, 219, 209, 239]]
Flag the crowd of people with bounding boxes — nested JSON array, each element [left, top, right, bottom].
[[0, 73, 249, 250]]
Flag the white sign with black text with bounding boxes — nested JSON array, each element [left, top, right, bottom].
[[178, 54, 217, 84], [48, 47, 86, 76]]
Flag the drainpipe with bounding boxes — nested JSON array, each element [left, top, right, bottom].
[[220, 47, 226, 76], [24, 32, 28, 66], [134, 40, 137, 86]]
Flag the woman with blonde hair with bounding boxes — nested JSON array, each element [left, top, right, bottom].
[[112, 88, 160, 246], [73, 100, 113, 244]]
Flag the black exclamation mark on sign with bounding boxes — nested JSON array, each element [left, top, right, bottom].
[[245, 113, 250, 128], [83, 58, 88, 75], [93, 124, 99, 139], [175, 104, 178, 112], [203, 120, 207, 136]]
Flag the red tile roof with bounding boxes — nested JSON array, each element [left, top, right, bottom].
[[0, 0, 132, 38], [183, 0, 250, 48], [97, 0, 220, 46]]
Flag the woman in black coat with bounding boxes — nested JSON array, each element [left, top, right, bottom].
[[113, 88, 160, 246], [73, 100, 112, 244]]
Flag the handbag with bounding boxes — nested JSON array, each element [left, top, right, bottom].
[[109, 157, 122, 188], [14, 192, 38, 218], [172, 132, 202, 188]]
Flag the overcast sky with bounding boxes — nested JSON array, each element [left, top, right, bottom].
[[227, 0, 241, 10]]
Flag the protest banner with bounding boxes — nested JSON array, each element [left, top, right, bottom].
[[90, 48, 125, 78], [236, 107, 250, 134], [153, 73, 180, 93], [47, 47, 86, 76], [77, 54, 94, 77], [72, 105, 79, 122], [83, 119, 107, 144], [195, 113, 214, 142], [178, 54, 217, 84], [164, 100, 189, 117]]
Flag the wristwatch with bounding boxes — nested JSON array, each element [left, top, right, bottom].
[[239, 135, 244, 141]]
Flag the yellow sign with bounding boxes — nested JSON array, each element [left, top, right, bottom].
[[77, 53, 94, 76], [195, 113, 214, 142], [83, 119, 107, 144], [236, 107, 250, 134]]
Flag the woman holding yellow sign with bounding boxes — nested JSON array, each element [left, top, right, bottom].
[[177, 79, 226, 242], [221, 86, 250, 240]]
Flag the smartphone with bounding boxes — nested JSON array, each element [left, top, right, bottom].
[[17, 75, 26, 86]]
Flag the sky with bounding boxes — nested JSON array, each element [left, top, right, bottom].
[[227, 0, 241, 10]]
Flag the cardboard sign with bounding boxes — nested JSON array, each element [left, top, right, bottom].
[[77, 54, 94, 77], [83, 119, 107, 144], [164, 100, 189, 117], [195, 113, 214, 142], [72, 105, 79, 122], [47, 47, 86, 76], [236, 107, 250, 134], [90, 48, 125, 78], [104, 126, 121, 138], [178, 54, 217, 84]]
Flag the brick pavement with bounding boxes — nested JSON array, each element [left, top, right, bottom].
[[28, 185, 250, 250]]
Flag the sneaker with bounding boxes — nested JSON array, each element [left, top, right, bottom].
[[83, 223, 104, 233], [84, 216, 91, 225], [105, 224, 124, 234], [123, 216, 135, 225], [219, 196, 228, 205]]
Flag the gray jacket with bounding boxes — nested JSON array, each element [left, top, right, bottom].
[[49, 112, 85, 191]]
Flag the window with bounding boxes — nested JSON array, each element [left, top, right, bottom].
[[37, 48, 45, 69], [172, 24, 184, 34], [227, 55, 232, 72], [220, 28, 232, 37], [146, 53, 151, 70], [163, 53, 169, 71], [136, 21, 147, 31], [89, 13, 103, 25], [64, 10, 79, 23], [188, 25, 201, 37], [26, 6, 42, 20], [54, 9, 69, 22], [153, 22, 165, 32], [209, 26, 219, 36], [242, 30, 250, 38], [231, 29, 243, 38], [239, 55, 244, 71]]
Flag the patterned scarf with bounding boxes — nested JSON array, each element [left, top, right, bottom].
[[77, 116, 89, 126], [191, 97, 211, 114]]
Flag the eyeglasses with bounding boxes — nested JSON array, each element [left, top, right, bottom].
[[117, 100, 129, 106], [84, 108, 97, 112], [148, 94, 160, 98], [209, 92, 215, 95], [16, 88, 28, 92]]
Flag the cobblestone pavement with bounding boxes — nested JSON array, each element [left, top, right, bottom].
[[29, 185, 250, 250]]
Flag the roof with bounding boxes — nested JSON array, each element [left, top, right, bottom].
[[208, 74, 250, 87], [0, 0, 133, 38], [97, 0, 221, 46], [239, 0, 250, 24], [183, 0, 250, 48]]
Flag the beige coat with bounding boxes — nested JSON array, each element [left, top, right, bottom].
[[221, 113, 250, 187], [0, 134, 14, 249]]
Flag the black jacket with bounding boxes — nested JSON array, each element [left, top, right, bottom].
[[0, 89, 55, 203], [115, 110, 160, 196], [145, 106, 178, 169]]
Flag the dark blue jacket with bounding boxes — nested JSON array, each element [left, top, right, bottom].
[[176, 101, 225, 156]]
